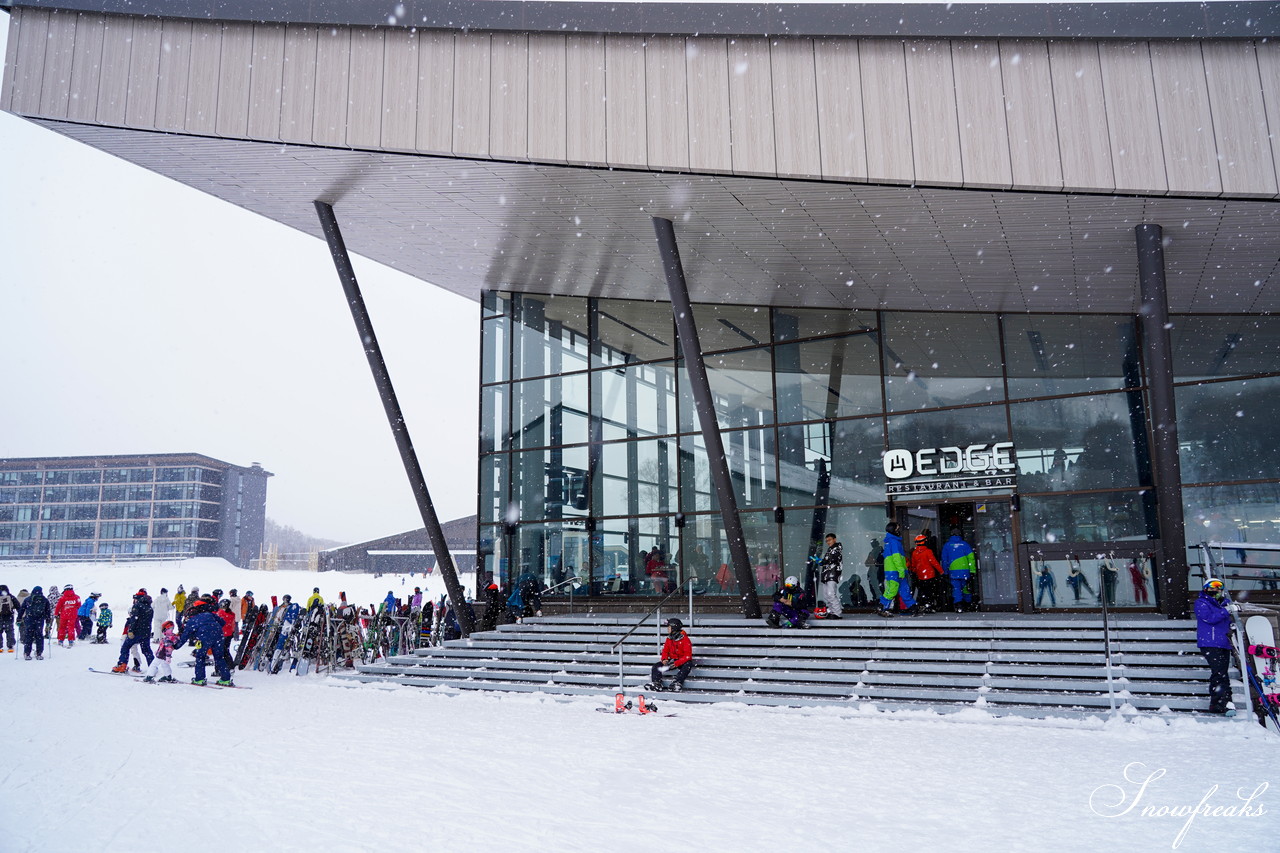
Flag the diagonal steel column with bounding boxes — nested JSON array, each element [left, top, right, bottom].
[[314, 200, 474, 636], [652, 217, 762, 619], [1136, 223, 1189, 619]]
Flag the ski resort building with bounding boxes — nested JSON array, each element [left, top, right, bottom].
[[3, 0, 1279, 618], [319, 515, 479, 577], [0, 453, 271, 566]]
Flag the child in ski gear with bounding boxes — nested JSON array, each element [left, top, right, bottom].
[[941, 528, 976, 612], [767, 576, 810, 628], [1195, 578, 1235, 715], [76, 592, 100, 641], [18, 586, 51, 659], [217, 599, 236, 659], [112, 590, 155, 672], [479, 582, 503, 631], [94, 603, 113, 643], [55, 585, 82, 646], [175, 598, 234, 686], [817, 533, 844, 619], [909, 534, 944, 612], [0, 584, 17, 652], [648, 618, 693, 691], [227, 590, 241, 636], [144, 621, 179, 683], [880, 522, 918, 616]]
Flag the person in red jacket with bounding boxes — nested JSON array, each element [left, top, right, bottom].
[[216, 599, 237, 659], [55, 585, 82, 647], [646, 618, 693, 692], [909, 533, 944, 613]]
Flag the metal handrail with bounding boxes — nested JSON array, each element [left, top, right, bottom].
[[1095, 553, 1119, 715], [609, 584, 687, 692], [542, 576, 583, 613]]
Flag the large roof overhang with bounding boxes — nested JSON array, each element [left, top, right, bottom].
[[41, 120, 1279, 315]]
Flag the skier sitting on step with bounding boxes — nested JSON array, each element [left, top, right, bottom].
[[766, 576, 810, 629], [647, 618, 693, 691], [174, 597, 234, 687]]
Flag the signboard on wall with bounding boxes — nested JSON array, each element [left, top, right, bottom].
[[883, 442, 1017, 496]]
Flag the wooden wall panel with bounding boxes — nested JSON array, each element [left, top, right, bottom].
[[94, 13, 131, 125], [490, 33, 529, 160], [528, 33, 567, 162], [415, 30, 454, 154], [860, 39, 912, 184], [380, 28, 418, 151], [38, 11, 77, 118], [645, 35, 689, 171], [215, 22, 254, 137], [66, 13, 106, 123], [771, 38, 821, 179], [247, 23, 285, 141], [565, 34, 606, 166], [452, 33, 491, 156], [905, 39, 963, 186], [280, 25, 318, 144], [9, 7, 48, 116], [1256, 40, 1280, 196], [346, 27, 385, 148], [952, 39, 1012, 189], [1149, 41, 1220, 195], [814, 38, 866, 181], [686, 36, 732, 173], [124, 17, 163, 129], [728, 37, 775, 175], [605, 34, 646, 167], [1099, 42, 1167, 194], [184, 22, 222, 134], [0, 6, 23, 111], [312, 25, 351, 146], [1203, 40, 1277, 197], [1000, 39, 1062, 190], [154, 18, 193, 132], [1048, 40, 1113, 191]]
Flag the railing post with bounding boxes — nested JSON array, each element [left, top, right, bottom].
[[1100, 553, 1119, 715], [688, 577, 694, 627]]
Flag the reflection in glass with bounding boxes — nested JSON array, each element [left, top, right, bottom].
[[775, 333, 882, 423], [679, 348, 774, 431], [1176, 375, 1280, 484], [596, 361, 678, 440], [778, 420, 885, 507], [596, 438, 678, 519], [1003, 314, 1138, 399], [481, 385, 509, 453], [679, 429, 778, 512], [594, 300, 676, 367], [779, 505, 885, 604], [513, 521, 593, 593], [511, 374, 588, 450], [882, 313, 1004, 411], [1020, 491, 1156, 543], [511, 295, 589, 380], [774, 308, 876, 343], [1183, 483, 1280, 586], [510, 445, 589, 523], [691, 303, 771, 353], [1172, 315, 1280, 382], [1011, 393, 1149, 491], [482, 316, 509, 385]]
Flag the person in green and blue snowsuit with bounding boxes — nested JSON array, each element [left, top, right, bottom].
[[943, 528, 977, 612], [879, 522, 918, 617]]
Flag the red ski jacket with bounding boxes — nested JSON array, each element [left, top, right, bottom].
[[217, 609, 236, 637], [909, 546, 942, 581], [660, 632, 693, 668]]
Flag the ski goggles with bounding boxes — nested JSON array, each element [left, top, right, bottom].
[[1204, 580, 1225, 592]]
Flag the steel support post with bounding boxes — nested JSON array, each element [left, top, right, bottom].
[[1136, 224, 1189, 619], [314, 201, 474, 635], [652, 217, 762, 619]]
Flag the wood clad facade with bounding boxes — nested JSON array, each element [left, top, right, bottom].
[[4, 7, 1280, 198]]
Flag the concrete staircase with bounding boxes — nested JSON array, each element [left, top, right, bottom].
[[338, 613, 1241, 718]]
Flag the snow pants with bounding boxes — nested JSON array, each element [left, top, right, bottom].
[[94, 625, 109, 644], [651, 660, 693, 688], [194, 645, 231, 682], [22, 626, 44, 657], [118, 631, 155, 666], [0, 615, 13, 650], [145, 656, 173, 680], [78, 615, 93, 640], [880, 570, 916, 611], [57, 614, 77, 643], [770, 601, 808, 628], [1036, 580, 1056, 607], [950, 571, 973, 606], [1202, 647, 1231, 714], [821, 580, 843, 616]]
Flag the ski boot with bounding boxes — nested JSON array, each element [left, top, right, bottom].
[[36, 654, 43, 660], [111, 663, 128, 673], [216, 678, 234, 687], [159, 676, 177, 683], [24, 653, 31, 661], [132, 663, 142, 673], [192, 678, 207, 686], [644, 681, 665, 692], [670, 682, 684, 692], [143, 676, 155, 683]]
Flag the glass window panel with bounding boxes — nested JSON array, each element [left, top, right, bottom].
[[1176, 375, 1280, 484], [594, 300, 676, 367], [678, 428, 778, 513], [0, 472, 17, 486], [887, 405, 1009, 454], [678, 347, 774, 432], [42, 487, 69, 503], [778, 419, 887, 507], [1184, 482, 1280, 563], [18, 472, 43, 485], [71, 486, 100, 502], [482, 316, 510, 385], [479, 524, 508, 587], [511, 295, 590, 380], [157, 467, 189, 482], [480, 385, 509, 454], [40, 507, 67, 521], [775, 333, 883, 423], [0, 490, 13, 505], [691, 303, 771, 352], [1010, 393, 1150, 491], [68, 504, 98, 521], [596, 438, 678, 519], [44, 471, 70, 485], [512, 520, 593, 594], [882, 312, 1003, 411], [71, 470, 102, 484], [1029, 554, 1157, 609], [666, 512, 778, 596], [17, 488, 41, 503], [779, 504, 887, 604], [595, 361, 678, 439], [511, 373, 589, 450], [1002, 314, 1139, 399], [773, 307, 876, 343], [1019, 490, 1157, 543], [480, 454, 508, 524], [1172, 315, 1280, 381], [482, 289, 511, 318], [510, 445, 589, 523]]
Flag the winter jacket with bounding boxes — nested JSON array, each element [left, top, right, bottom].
[[1195, 591, 1233, 650], [175, 611, 225, 651], [56, 589, 82, 623], [0, 590, 17, 621], [306, 593, 324, 610], [909, 545, 942, 581], [240, 596, 255, 619], [152, 593, 171, 625], [882, 533, 908, 578], [77, 597, 98, 619], [154, 627, 178, 661], [173, 591, 187, 613], [659, 631, 693, 668], [124, 594, 155, 638], [19, 590, 51, 630], [217, 608, 236, 638], [819, 542, 843, 583], [942, 535, 977, 575], [773, 583, 807, 611], [97, 607, 113, 628]]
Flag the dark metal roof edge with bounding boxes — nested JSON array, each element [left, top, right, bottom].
[[2, 0, 1277, 39]]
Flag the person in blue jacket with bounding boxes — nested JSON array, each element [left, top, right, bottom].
[[942, 528, 978, 612], [1194, 578, 1236, 716], [76, 592, 101, 641], [174, 596, 234, 686]]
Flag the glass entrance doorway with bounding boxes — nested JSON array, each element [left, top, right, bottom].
[[897, 498, 1018, 610]]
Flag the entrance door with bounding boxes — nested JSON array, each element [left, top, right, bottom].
[[898, 499, 1018, 610]]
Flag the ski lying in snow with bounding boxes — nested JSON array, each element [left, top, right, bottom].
[[1248, 644, 1279, 660], [186, 681, 252, 689], [88, 666, 146, 678]]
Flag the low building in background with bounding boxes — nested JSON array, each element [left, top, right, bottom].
[[319, 515, 478, 578], [0, 453, 270, 568]]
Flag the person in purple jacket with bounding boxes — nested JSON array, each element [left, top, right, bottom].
[[1194, 578, 1237, 716]]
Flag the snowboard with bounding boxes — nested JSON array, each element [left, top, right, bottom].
[[1246, 616, 1279, 700], [234, 605, 269, 669], [1247, 643, 1279, 660], [294, 603, 327, 676]]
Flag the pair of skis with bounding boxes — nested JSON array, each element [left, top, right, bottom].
[[86, 667, 251, 688], [597, 692, 674, 716]]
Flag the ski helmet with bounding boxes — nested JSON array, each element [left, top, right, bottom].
[[784, 575, 799, 586], [1203, 578, 1225, 593], [886, 521, 900, 536], [220, 599, 231, 609], [665, 617, 683, 633]]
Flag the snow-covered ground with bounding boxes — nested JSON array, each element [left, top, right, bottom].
[[2, 559, 1276, 852]]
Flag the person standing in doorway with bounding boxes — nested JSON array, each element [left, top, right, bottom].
[[818, 533, 844, 619], [942, 528, 978, 612], [1194, 578, 1236, 716], [880, 522, 918, 617], [909, 533, 943, 613]]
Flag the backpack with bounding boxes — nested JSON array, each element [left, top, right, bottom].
[[0, 594, 11, 618]]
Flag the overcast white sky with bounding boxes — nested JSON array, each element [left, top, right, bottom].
[[0, 15, 482, 546]]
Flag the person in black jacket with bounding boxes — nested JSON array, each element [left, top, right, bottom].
[[18, 586, 51, 660], [111, 589, 155, 673], [479, 582, 504, 632], [0, 584, 18, 653]]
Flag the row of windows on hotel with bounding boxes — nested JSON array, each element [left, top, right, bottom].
[[0, 483, 220, 504], [0, 466, 222, 487], [0, 538, 211, 557], [0, 501, 220, 522]]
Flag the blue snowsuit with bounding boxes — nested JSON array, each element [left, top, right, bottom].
[[176, 610, 231, 682], [942, 535, 976, 605]]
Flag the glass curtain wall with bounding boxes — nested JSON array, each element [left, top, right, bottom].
[[479, 295, 1280, 601]]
